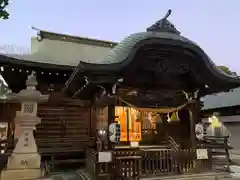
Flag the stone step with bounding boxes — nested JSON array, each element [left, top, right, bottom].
[[75, 170, 232, 180], [76, 169, 91, 180], [141, 172, 231, 180], [37, 172, 83, 180]]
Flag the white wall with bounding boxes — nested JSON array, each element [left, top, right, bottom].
[[31, 37, 113, 66], [226, 123, 240, 149]]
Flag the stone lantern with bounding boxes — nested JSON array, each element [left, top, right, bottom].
[[1, 72, 49, 180]]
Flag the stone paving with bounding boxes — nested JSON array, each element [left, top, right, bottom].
[[37, 168, 240, 180], [39, 172, 83, 180], [39, 171, 239, 180]]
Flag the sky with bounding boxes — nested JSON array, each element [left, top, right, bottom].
[[1, 0, 240, 72]]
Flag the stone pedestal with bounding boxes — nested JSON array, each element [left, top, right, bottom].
[[1, 169, 42, 180], [1, 119, 43, 180], [1, 72, 48, 180]]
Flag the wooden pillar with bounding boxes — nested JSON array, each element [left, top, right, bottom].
[[188, 100, 201, 172], [6, 104, 11, 139], [179, 109, 190, 148], [188, 100, 200, 150], [156, 114, 168, 143], [89, 106, 96, 138], [107, 104, 115, 150], [155, 115, 162, 144]]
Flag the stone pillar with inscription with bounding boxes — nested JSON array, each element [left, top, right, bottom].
[[1, 72, 49, 180]]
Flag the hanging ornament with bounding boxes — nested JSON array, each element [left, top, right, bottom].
[[176, 110, 180, 121], [167, 113, 171, 122], [170, 112, 179, 121]]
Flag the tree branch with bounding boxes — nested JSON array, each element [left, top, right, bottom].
[[0, 0, 9, 20]]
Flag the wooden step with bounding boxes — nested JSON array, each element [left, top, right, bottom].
[[36, 137, 94, 142], [36, 135, 89, 139], [36, 130, 89, 134], [38, 112, 87, 116], [37, 139, 91, 144], [37, 126, 89, 130], [36, 101, 91, 158], [40, 117, 88, 121], [53, 159, 85, 164], [37, 121, 88, 126], [35, 131, 88, 136], [38, 144, 89, 149], [39, 148, 85, 154], [38, 123, 89, 127], [38, 106, 87, 111]]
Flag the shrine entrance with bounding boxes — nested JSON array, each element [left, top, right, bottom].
[[114, 103, 192, 148], [64, 10, 240, 179]]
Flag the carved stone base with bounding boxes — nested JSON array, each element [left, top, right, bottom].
[[1, 168, 42, 180], [1, 153, 43, 180], [7, 153, 41, 169]]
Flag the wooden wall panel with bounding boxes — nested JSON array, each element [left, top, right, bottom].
[[36, 92, 93, 152]]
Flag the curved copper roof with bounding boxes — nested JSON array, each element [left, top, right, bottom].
[[79, 31, 240, 83], [66, 10, 240, 97]]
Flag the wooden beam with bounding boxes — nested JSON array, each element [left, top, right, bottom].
[[92, 95, 117, 107], [120, 96, 185, 109]]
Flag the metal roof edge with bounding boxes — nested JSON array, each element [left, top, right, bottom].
[[0, 53, 74, 70], [32, 26, 118, 48], [202, 87, 240, 110]]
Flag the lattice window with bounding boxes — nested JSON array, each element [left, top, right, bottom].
[[24, 104, 34, 113]]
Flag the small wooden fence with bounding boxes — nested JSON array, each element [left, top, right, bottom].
[[86, 148, 212, 180], [86, 148, 114, 180], [197, 136, 231, 169], [141, 148, 211, 176]]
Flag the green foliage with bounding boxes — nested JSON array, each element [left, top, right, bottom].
[[217, 66, 237, 76], [0, 0, 9, 20]]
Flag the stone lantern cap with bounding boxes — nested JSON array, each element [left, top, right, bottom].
[[26, 72, 38, 87], [7, 72, 49, 102]]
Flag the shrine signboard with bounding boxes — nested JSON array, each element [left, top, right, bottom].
[[98, 152, 112, 163], [196, 149, 208, 160]]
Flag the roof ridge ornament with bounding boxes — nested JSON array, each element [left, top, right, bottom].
[[146, 9, 180, 35]]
